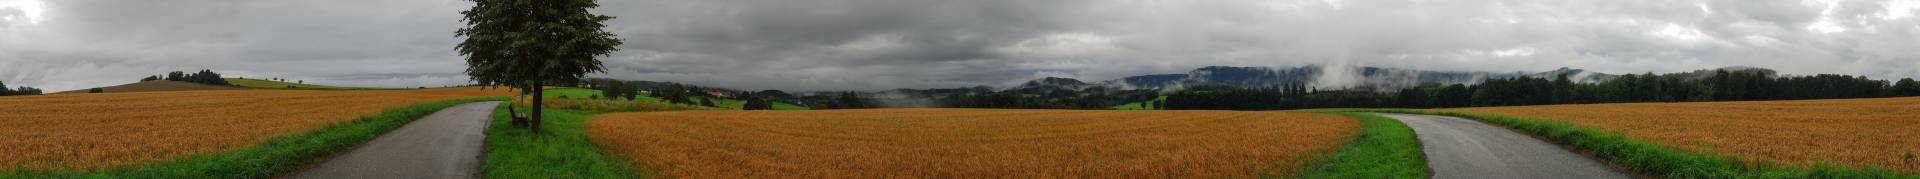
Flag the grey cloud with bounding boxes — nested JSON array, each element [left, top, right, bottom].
[[2, 0, 473, 91], [2, 0, 1917, 92]]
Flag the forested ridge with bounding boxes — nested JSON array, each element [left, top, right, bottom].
[[1164, 69, 1920, 110]]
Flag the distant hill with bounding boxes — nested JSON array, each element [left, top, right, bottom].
[[1079, 65, 1618, 91], [1012, 77, 1096, 92], [55, 80, 242, 94], [1663, 66, 1778, 80], [225, 78, 386, 90], [1119, 74, 1187, 89]]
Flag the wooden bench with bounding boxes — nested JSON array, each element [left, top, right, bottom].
[[507, 104, 531, 127]]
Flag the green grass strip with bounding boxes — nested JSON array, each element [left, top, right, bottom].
[[482, 104, 651, 178], [0, 96, 509, 179], [1345, 109, 1918, 178], [1290, 112, 1428, 178]]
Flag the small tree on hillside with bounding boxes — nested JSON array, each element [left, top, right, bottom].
[[665, 83, 694, 104], [457, 0, 623, 132], [191, 70, 230, 86], [742, 92, 773, 110], [166, 71, 185, 81], [622, 84, 639, 100], [600, 80, 624, 100], [699, 97, 717, 107]]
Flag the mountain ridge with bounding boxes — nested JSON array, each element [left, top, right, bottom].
[[1011, 65, 1621, 93]]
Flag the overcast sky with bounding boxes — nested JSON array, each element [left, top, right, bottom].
[[2, 0, 1917, 92]]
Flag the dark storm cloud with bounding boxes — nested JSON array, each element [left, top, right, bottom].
[[2, 0, 1917, 91], [590, 0, 1920, 91]]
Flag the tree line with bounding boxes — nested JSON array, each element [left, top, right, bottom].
[[1399, 71, 1918, 108], [581, 79, 788, 110], [0, 80, 44, 96], [938, 88, 1159, 109], [1158, 70, 1920, 110], [580, 79, 712, 107], [800, 91, 872, 109], [141, 70, 231, 86]]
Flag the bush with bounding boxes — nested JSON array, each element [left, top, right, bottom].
[[742, 94, 773, 110]]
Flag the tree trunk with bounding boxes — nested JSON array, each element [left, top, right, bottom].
[[531, 81, 544, 133]]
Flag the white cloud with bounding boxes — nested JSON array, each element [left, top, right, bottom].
[[0, 0, 45, 24]]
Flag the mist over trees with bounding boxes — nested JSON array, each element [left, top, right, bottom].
[[816, 91, 871, 109], [560, 67, 1920, 111], [905, 67, 1920, 111], [1158, 69, 1920, 110], [939, 88, 1158, 109]]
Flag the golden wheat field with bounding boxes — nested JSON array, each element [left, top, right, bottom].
[[0, 87, 513, 170], [1449, 97, 1920, 173], [588, 109, 1358, 178]]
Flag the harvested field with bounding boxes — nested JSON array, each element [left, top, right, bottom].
[[53, 80, 241, 94], [1448, 97, 1920, 173], [589, 109, 1358, 178], [0, 87, 514, 170]]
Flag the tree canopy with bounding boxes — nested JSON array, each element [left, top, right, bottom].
[[457, 0, 622, 131], [457, 0, 622, 92], [148, 70, 230, 86]]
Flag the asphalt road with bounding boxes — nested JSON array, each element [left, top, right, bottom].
[[289, 101, 501, 179], [1376, 113, 1631, 179]]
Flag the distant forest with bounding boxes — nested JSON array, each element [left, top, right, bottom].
[[0, 80, 44, 96], [565, 68, 1920, 110], [1165, 70, 1920, 110], [574, 78, 868, 110], [940, 69, 1920, 110]]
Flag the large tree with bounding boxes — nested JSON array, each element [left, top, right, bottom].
[[1892, 78, 1920, 97], [457, 0, 622, 132]]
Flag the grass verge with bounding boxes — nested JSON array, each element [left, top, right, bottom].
[[0, 96, 509, 178], [1346, 109, 1917, 178], [482, 103, 650, 178], [1290, 112, 1428, 178]]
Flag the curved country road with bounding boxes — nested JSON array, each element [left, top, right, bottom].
[[290, 101, 501, 179], [1376, 113, 1630, 179]]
